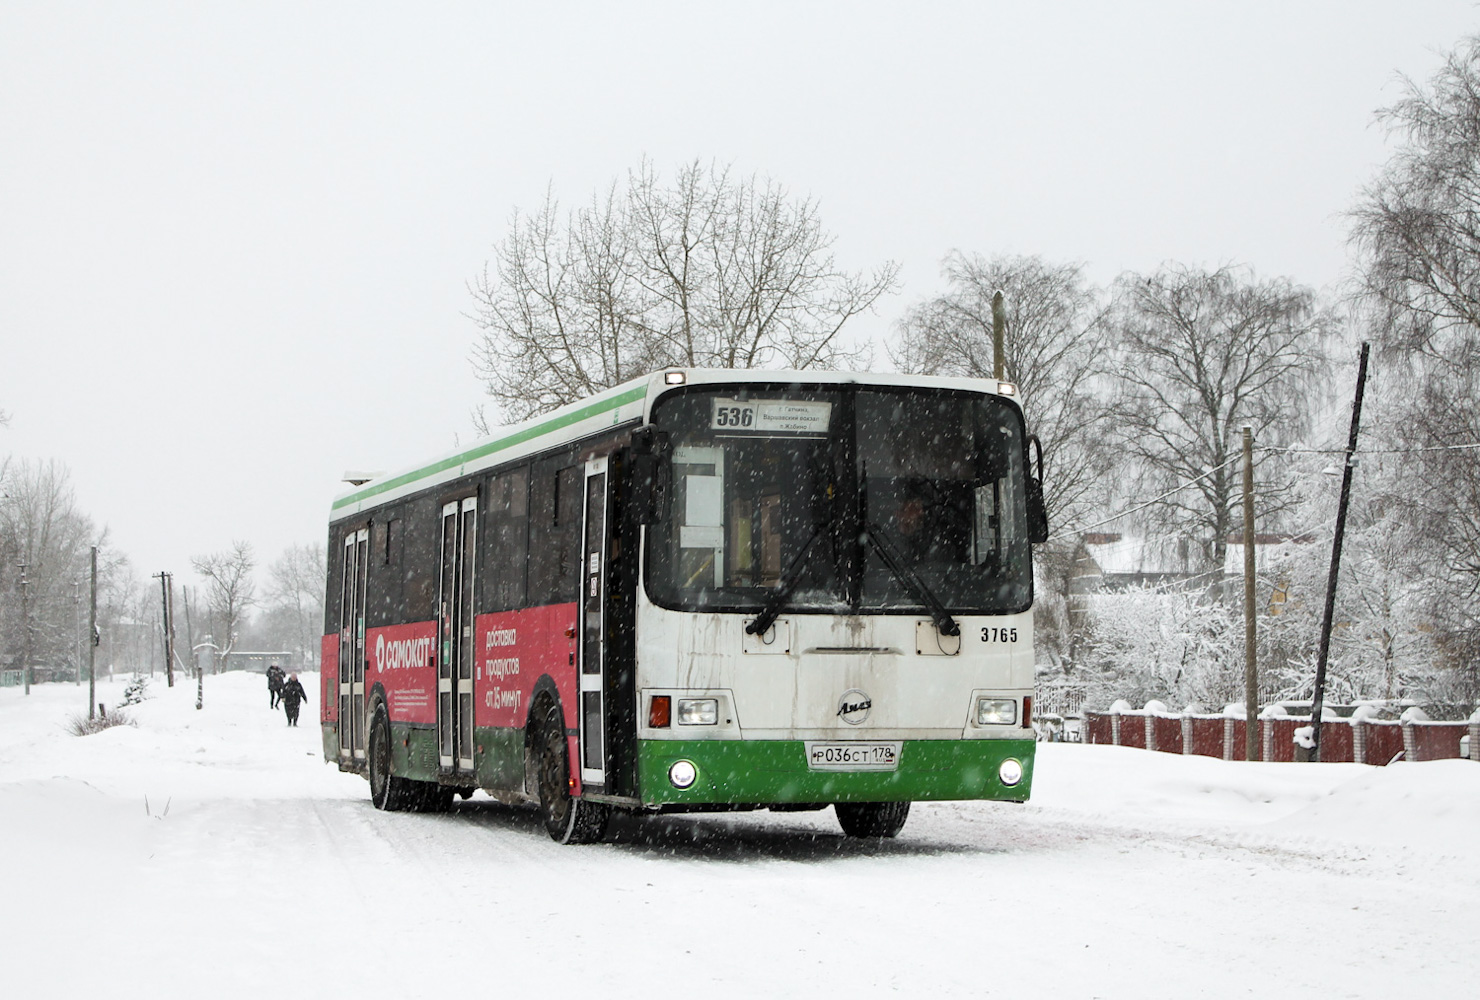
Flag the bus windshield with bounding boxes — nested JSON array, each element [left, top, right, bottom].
[[645, 384, 1032, 616]]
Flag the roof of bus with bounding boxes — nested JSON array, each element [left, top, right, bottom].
[[329, 368, 1019, 520]]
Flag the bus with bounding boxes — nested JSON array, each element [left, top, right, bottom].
[[322, 369, 1049, 843]]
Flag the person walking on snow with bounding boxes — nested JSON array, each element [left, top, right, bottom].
[[281, 673, 307, 727], [267, 664, 285, 708]]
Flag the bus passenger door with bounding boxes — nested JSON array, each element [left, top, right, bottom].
[[579, 458, 609, 790], [340, 527, 369, 763], [437, 497, 478, 773]]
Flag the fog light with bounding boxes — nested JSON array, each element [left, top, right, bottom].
[[668, 759, 697, 789], [999, 758, 1023, 786], [677, 698, 718, 725], [976, 697, 1017, 726]]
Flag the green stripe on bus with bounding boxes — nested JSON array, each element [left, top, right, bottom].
[[635, 738, 1035, 805], [331, 384, 649, 512]]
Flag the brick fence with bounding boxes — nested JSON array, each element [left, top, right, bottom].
[[1083, 705, 1479, 765]]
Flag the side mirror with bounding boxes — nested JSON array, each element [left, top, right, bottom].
[[1027, 434, 1049, 543], [628, 426, 672, 525]]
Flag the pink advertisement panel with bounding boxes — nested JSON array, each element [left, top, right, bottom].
[[473, 603, 580, 731], [320, 633, 339, 724], [367, 620, 438, 725]]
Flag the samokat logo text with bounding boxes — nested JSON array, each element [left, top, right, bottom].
[[374, 633, 433, 673]]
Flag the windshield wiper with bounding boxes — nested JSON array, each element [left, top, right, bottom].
[[863, 521, 960, 637], [745, 526, 823, 636]]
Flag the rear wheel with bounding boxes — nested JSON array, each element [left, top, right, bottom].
[[368, 707, 413, 811], [534, 700, 609, 844], [835, 801, 910, 838]]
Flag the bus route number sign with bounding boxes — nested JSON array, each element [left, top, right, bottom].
[[711, 398, 832, 435], [804, 742, 902, 771]]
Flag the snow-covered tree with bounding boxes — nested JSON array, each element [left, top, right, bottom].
[[1351, 34, 1480, 696], [1081, 583, 1241, 709]]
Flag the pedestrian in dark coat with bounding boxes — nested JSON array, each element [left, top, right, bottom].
[[281, 673, 307, 727], [267, 664, 285, 708]]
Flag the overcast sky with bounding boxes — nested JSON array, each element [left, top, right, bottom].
[[2, 2, 1476, 584]]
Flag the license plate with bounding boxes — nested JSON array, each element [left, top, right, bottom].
[[805, 742, 901, 771]]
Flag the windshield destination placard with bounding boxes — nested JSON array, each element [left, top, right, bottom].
[[710, 398, 832, 434]]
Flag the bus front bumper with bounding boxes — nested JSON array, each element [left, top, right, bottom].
[[635, 738, 1035, 807]]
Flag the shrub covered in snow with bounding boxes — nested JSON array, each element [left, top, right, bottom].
[[66, 707, 135, 736]]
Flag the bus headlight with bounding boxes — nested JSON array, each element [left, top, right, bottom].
[[976, 697, 1017, 726], [999, 758, 1023, 787], [676, 698, 718, 725], [668, 759, 698, 789]]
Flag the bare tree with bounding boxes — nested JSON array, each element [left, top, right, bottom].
[[1351, 35, 1480, 668], [891, 252, 1113, 526], [470, 159, 900, 423], [261, 542, 326, 667], [1107, 265, 1332, 574], [192, 541, 256, 666]]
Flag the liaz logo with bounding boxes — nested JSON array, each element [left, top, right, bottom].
[[837, 689, 872, 725]]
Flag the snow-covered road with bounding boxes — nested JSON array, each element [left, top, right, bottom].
[[2, 674, 1476, 998]]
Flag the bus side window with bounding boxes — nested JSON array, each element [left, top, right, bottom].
[[529, 460, 584, 606], [527, 460, 559, 606], [488, 466, 529, 609], [402, 496, 439, 621], [554, 465, 583, 602], [385, 518, 403, 566]]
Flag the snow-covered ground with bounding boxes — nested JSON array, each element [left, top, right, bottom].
[[2, 675, 1476, 999]]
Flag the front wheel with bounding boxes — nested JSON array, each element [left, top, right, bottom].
[[835, 801, 910, 838], [534, 701, 609, 845]]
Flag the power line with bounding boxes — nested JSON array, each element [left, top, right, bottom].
[[1063, 439, 1480, 539], [1062, 456, 1241, 535], [1265, 441, 1480, 456]]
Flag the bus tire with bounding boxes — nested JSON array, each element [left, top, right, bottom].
[[368, 707, 413, 812], [835, 801, 910, 838], [534, 701, 610, 845]]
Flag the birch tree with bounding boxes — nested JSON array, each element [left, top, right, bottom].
[[1107, 265, 1331, 574], [1351, 34, 1480, 682]]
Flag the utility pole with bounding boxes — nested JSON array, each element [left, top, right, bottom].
[[73, 581, 81, 685], [1310, 342, 1371, 761], [154, 571, 175, 688], [18, 562, 30, 695], [182, 585, 194, 656], [991, 290, 1007, 380], [1242, 426, 1258, 762], [88, 547, 98, 720]]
